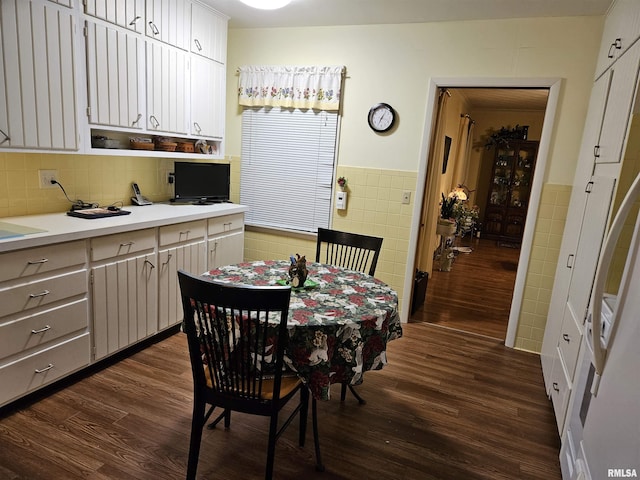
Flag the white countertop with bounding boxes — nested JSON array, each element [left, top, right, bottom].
[[0, 203, 248, 253]]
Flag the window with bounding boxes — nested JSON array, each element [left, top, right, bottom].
[[240, 107, 339, 233]]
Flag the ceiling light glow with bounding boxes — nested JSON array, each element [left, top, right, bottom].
[[239, 0, 292, 10]]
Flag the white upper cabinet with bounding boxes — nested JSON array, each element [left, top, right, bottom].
[[594, 0, 640, 78], [191, 55, 225, 139], [84, 0, 145, 33], [47, 0, 73, 7], [0, 0, 78, 150], [146, 42, 189, 135], [145, 0, 190, 50], [594, 41, 640, 164], [191, 2, 228, 63], [85, 20, 145, 129]]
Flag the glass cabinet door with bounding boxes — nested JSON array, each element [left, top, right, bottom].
[[489, 146, 514, 207]]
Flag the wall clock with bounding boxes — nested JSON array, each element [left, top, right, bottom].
[[368, 103, 396, 133]]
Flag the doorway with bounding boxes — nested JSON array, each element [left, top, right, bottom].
[[404, 79, 559, 347]]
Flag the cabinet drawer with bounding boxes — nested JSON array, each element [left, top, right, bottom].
[[0, 270, 87, 317], [91, 229, 155, 261], [208, 214, 244, 236], [159, 220, 206, 246], [558, 312, 583, 380], [550, 350, 572, 433], [0, 333, 90, 407], [0, 240, 87, 283], [0, 299, 88, 361]]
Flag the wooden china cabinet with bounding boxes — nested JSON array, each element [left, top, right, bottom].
[[483, 140, 538, 244]]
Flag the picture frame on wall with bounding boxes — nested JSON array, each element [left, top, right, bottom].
[[442, 136, 452, 174]]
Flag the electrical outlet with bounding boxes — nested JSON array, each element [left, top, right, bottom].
[[39, 169, 58, 189], [402, 191, 411, 204]]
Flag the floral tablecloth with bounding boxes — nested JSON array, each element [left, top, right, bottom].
[[203, 260, 403, 400]]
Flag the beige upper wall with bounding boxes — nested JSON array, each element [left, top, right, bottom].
[[225, 16, 603, 184]]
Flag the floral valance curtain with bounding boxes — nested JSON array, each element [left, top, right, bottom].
[[237, 65, 345, 111]]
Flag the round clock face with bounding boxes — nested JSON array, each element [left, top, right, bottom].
[[368, 103, 396, 132]]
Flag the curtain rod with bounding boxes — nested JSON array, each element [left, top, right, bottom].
[[235, 67, 349, 77], [461, 113, 475, 124]]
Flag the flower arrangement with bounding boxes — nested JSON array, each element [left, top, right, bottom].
[[440, 193, 457, 220], [337, 176, 347, 189]]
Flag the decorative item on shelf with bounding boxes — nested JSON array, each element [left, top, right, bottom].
[[337, 176, 347, 191], [484, 124, 529, 149], [130, 137, 154, 150], [91, 135, 120, 149], [288, 254, 308, 288], [195, 139, 213, 154]]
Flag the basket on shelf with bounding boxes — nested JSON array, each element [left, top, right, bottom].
[[130, 139, 154, 150], [156, 142, 177, 152], [176, 142, 195, 153]]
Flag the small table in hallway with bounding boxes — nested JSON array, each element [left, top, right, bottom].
[[203, 260, 403, 400]]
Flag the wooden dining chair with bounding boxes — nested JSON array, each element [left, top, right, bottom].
[[178, 270, 324, 480], [315, 227, 384, 404]]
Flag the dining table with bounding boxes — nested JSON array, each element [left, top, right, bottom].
[[203, 260, 403, 400]]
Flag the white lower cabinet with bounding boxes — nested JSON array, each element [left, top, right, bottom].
[[91, 231, 158, 360], [0, 207, 245, 407], [0, 240, 90, 407], [158, 220, 206, 330], [207, 214, 245, 269]]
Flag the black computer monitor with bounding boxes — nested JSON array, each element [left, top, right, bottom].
[[173, 162, 230, 204]]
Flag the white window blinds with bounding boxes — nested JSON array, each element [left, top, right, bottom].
[[240, 107, 338, 233]]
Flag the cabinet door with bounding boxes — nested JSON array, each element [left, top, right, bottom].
[[208, 231, 244, 270], [564, 176, 616, 329], [0, 0, 77, 150], [85, 20, 145, 129], [191, 55, 225, 139], [84, 0, 145, 32], [594, 0, 640, 78], [145, 0, 189, 50], [158, 241, 206, 330], [146, 42, 188, 135], [594, 41, 640, 164], [92, 254, 158, 360], [191, 2, 227, 63]]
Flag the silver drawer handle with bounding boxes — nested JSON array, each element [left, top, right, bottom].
[[35, 364, 54, 374], [144, 259, 155, 270], [161, 253, 173, 267], [29, 290, 50, 298], [129, 15, 141, 26], [552, 382, 559, 392], [194, 38, 202, 51], [31, 325, 51, 334], [562, 334, 570, 343], [27, 258, 49, 265], [120, 241, 135, 247]]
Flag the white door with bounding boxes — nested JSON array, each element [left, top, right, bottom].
[[85, 20, 145, 129], [191, 55, 225, 139], [208, 232, 244, 269], [145, 0, 189, 50], [146, 42, 188, 134], [92, 254, 158, 360], [158, 242, 206, 330], [0, 0, 78, 150], [84, 0, 145, 32]]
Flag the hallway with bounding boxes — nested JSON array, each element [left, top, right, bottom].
[[410, 237, 521, 340]]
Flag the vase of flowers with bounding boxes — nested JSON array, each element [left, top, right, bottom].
[[437, 193, 457, 236], [337, 176, 347, 191]]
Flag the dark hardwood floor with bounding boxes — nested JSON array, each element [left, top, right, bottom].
[[411, 237, 521, 340], [0, 322, 560, 480]]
